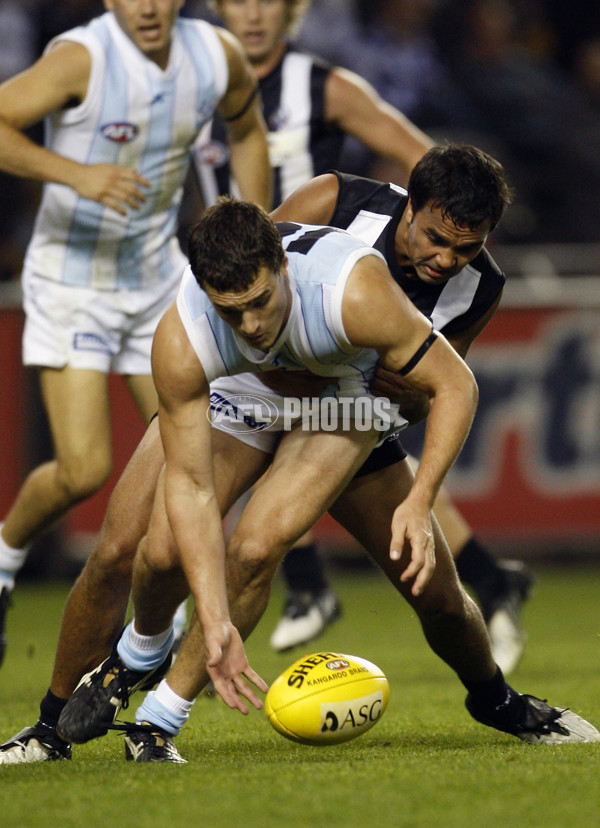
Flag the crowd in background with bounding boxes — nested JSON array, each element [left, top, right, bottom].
[[1, 0, 600, 283]]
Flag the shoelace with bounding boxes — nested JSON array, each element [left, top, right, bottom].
[[104, 661, 149, 710], [114, 720, 181, 759], [107, 719, 160, 735], [523, 697, 569, 735]]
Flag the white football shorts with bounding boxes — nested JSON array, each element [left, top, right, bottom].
[[210, 373, 405, 454], [22, 268, 180, 374]]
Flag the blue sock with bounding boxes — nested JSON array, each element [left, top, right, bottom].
[[136, 690, 189, 736], [117, 623, 173, 672]]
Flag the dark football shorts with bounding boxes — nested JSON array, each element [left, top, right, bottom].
[[354, 430, 407, 478]]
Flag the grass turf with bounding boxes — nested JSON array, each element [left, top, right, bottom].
[[0, 564, 598, 827]]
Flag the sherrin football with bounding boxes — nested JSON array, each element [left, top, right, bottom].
[[265, 652, 389, 745]]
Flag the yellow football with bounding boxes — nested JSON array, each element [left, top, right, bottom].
[[265, 652, 389, 745]]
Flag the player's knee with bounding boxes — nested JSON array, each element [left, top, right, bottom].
[[138, 534, 180, 576], [56, 451, 112, 500], [88, 533, 137, 584], [226, 531, 279, 588]]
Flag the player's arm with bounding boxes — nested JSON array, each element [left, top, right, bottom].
[[270, 172, 340, 224], [325, 68, 434, 183], [0, 41, 149, 214], [216, 28, 272, 209], [152, 304, 267, 713], [342, 255, 478, 595], [371, 288, 503, 423]]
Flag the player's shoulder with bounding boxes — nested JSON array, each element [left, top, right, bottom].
[[175, 16, 230, 56], [467, 246, 505, 283], [285, 44, 333, 73], [280, 222, 383, 283], [278, 220, 363, 248], [40, 22, 98, 90], [332, 172, 407, 223], [177, 264, 211, 318], [337, 171, 405, 200]]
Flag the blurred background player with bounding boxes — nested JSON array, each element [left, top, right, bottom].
[[194, 0, 533, 671], [0, 0, 271, 665]]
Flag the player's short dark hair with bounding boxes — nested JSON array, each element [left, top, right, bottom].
[[188, 197, 285, 292], [408, 144, 512, 231]]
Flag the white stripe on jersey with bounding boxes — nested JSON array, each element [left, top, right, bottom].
[[345, 210, 394, 247], [194, 121, 224, 205], [273, 53, 313, 201], [430, 264, 481, 331]]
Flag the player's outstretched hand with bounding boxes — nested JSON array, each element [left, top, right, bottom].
[[205, 621, 269, 715], [73, 163, 151, 214], [389, 498, 436, 596]]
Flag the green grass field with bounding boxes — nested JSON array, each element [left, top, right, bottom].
[[0, 564, 598, 827]]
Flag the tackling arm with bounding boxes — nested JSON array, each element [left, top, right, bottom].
[[270, 173, 340, 224], [342, 256, 478, 594], [371, 289, 504, 423]]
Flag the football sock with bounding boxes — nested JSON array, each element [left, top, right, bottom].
[[38, 688, 68, 730], [461, 666, 526, 725], [0, 524, 29, 589], [117, 621, 174, 672], [282, 543, 329, 595], [135, 679, 194, 736], [454, 537, 509, 615]]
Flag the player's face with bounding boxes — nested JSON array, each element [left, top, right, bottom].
[[205, 262, 291, 351], [217, 0, 290, 66], [105, 0, 184, 67], [403, 200, 491, 285]]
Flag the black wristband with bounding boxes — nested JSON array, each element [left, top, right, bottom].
[[224, 84, 259, 122], [398, 328, 439, 376]]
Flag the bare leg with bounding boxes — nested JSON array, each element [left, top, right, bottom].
[[329, 459, 496, 682], [406, 456, 532, 676], [2, 368, 113, 549], [49, 419, 165, 698], [164, 424, 378, 702], [130, 430, 273, 636]]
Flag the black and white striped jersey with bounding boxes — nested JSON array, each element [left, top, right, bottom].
[[193, 46, 344, 208], [329, 171, 506, 337]]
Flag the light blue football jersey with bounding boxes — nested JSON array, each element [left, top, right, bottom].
[[24, 12, 228, 291], [176, 223, 387, 394]]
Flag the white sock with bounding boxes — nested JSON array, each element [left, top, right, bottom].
[[0, 523, 29, 588], [129, 621, 173, 652], [135, 679, 195, 734], [155, 679, 195, 718]]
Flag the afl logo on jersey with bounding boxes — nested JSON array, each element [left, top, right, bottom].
[[100, 122, 139, 143], [196, 140, 230, 168]]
